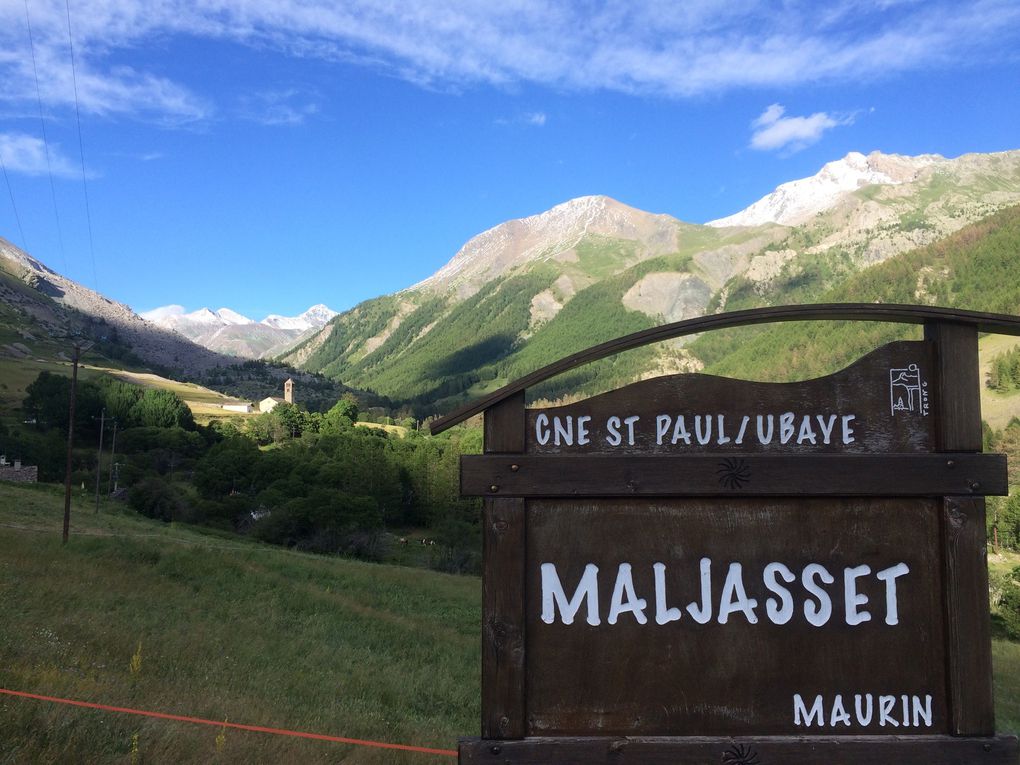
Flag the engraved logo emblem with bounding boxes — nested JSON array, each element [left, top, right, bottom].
[[889, 364, 929, 416]]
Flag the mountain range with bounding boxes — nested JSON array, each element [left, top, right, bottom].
[[279, 149, 1020, 410], [3, 148, 1020, 416], [139, 303, 338, 359]]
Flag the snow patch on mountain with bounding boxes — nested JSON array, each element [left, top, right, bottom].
[[707, 151, 946, 228]]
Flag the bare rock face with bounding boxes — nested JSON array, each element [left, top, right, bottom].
[[411, 195, 682, 298], [622, 273, 713, 323]]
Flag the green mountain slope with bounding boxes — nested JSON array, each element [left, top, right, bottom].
[[693, 204, 1020, 382], [282, 151, 1020, 415]]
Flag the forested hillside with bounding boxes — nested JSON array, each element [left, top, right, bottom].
[[693, 204, 1020, 381]]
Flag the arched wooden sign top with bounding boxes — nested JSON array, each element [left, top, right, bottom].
[[453, 305, 1020, 765]]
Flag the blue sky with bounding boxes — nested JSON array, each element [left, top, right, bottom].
[[0, 0, 1018, 320]]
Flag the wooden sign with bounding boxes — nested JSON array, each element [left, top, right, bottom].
[[431, 305, 1020, 764]]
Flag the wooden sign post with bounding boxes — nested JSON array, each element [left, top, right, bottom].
[[431, 304, 1020, 764]]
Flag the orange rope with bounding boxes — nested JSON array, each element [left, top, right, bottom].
[[0, 687, 458, 757]]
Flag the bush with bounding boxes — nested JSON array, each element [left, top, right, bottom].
[[128, 477, 186, 522]]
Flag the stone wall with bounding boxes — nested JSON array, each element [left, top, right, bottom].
[[0, 463, 38, 483]]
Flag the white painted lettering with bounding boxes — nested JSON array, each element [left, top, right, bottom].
[[779, 411, 796, 444], [695, 415, 712, 445], [576, 415, 591, 446], [794, 694, 824, 727], [672, 416, 691, 445], [854, 694, 874, 726], [535, 413, 551, 446], [802, 563, 834, 627], [686, 557, 713, 624], [553, 416, 573, 446], [844, 564, 872, 626], [656, 415, 671, 445], [717, 414, 731, 445], [879, 695, 899, 727], [653, 562, 682, 625], [842, 414, 857, 444], [606, 416, 622, 447], [718, 562, 758, 624], [763, 562, 795, 624], [830, 694, 852, 726], [797, 415, 817, 445], [912, 695, 933, 727], [541, 563, 600, 626], [608, 563, 648, 625], [816, 414, 837, 444], [876, 562, 909, 625], [735, 415, 750, 445], [623, 415, 640, 446], [757, 414, 774, 444]]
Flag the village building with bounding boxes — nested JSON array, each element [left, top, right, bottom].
[[258, 378, 294, 413]]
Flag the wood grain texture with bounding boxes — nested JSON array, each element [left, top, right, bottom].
[[524, 498, 947, 737], [484, 391, 526, 454], [462, 453, 1006, 497], [432, 304, 1020, 434], [460, 734, 1020, 764], [942, 497, 995, 736], [481, 392, 527, 739], [925, 322, 982, 452], [482, 498, 527, 739]]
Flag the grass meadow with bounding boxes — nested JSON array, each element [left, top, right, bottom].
[[0, 482, 1017, 762], [0, 482, 477, 763]]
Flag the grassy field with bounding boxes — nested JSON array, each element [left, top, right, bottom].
[[980, 334, 1020, 430], [0, 356, 253, 428], [0, 482, 1018, 764], [0, 482, 478, 763]]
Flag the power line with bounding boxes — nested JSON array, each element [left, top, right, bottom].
[[24, 0, 68, 271], [0, 152, 29, 251], [64, 0, 99, 292]]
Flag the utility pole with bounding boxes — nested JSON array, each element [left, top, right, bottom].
[[62, 339, 93, 545], [93, 408, 105, 514], [107, 419, 118, 496]]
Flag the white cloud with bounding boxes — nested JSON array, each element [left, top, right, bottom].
[[0, 132, 78, 177], [525, 112, 547, 127], [750, 104, 853, 153], [0, 0, 1017, 123], [238, 90, 320, 126]]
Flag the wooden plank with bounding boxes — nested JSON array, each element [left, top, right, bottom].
[[432, 304, 1020, 434], [942, 497, 995, 736], [925, 320, 996, 736], [526, 341, 935, 455], [925, 322, 982, 451], [485, 390, 526, 454], [461, 453, 1006, 497], [524, 498, 947, 737], [481, 391, 527, 739], [460, 734, 1020, 764], [482, 498, 526, 739]]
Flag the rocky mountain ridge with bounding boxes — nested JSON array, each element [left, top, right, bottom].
[[140, 303, 337, 358], [0, 237, 231, 373]]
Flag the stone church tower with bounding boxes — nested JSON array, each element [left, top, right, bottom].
[[284, 378, 294, 404]]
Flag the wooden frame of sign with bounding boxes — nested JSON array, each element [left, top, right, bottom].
[[431, 304, 1020, 765]]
